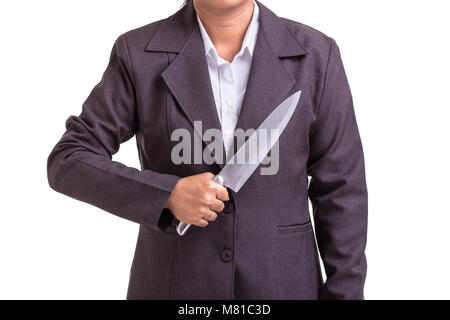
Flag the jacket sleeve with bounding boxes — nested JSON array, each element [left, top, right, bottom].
[[47, 35, 180, 232], [307, 38, 368, 299]]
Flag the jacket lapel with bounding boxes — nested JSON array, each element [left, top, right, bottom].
[[147, 2, 224, 167], [234, 32, 295, 139], [161, 28, 223, 159], [235, 1, 309, 145]]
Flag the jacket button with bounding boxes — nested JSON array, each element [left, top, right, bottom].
[[220, 249, 233, 263], [222, 191, 234, 214], [222, 201, 234, 214]]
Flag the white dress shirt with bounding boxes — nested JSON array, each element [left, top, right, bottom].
[[196, 2, 260, 156]]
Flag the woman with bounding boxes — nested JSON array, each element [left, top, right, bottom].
[[48, 0, 368, 299]]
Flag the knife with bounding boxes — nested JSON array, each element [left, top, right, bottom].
[[176, 90, 302, 236]]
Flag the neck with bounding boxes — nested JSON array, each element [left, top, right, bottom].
[[194, 0, 255, 62]]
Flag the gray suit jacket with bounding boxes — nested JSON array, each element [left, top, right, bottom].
[[48, 1, 368, 299]]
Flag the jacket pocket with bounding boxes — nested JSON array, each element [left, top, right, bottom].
[[276, 221, 312, 236], [275, 220, 321, 299]]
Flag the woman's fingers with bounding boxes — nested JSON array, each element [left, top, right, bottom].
[[210, 199, 225, 213], [214, 185, 230, 202]]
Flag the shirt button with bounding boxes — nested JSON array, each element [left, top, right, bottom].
[[220, 249, 233, 263]]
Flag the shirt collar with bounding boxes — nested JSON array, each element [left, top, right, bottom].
[[196, 1, 260, 62]]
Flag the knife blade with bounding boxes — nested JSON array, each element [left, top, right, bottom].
[[176, 90, 301, 236]]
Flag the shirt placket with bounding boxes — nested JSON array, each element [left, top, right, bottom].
[[219, 62, 237, 157]]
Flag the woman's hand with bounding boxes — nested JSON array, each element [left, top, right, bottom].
[[165, 172, 229, 227]]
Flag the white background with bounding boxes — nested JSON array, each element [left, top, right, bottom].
[[0, 0, 449, 300]]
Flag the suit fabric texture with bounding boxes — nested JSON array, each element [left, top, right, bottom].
[[47, 1, 368, 300]]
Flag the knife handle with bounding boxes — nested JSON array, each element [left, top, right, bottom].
[[176, 221, 190, 236], [176, 175, 224, 236]]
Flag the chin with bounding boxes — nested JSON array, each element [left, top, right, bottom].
[[196, 0, 252, 11]]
